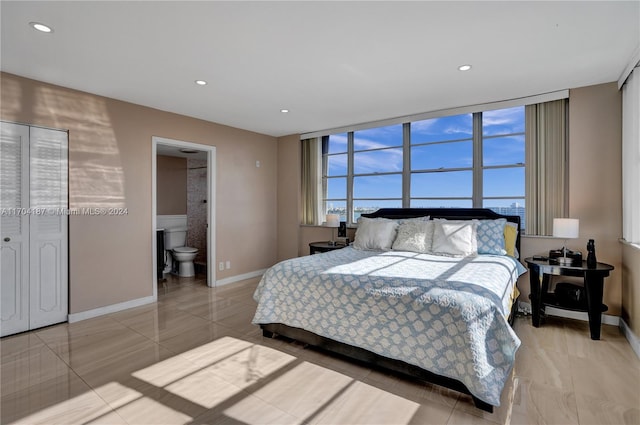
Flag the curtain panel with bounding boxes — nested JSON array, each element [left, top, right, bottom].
[[525, 99, 569, 236], [622, 66, 640, 243], [301, 137, 322, 225]]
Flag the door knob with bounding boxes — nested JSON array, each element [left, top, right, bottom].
[[3, 237, 10, 242]]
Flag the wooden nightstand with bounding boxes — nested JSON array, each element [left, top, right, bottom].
[[309, 241, 347, 255], [524, 257, 614, 340]]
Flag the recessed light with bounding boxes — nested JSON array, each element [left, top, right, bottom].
[[280, 109, 289, 113], [458, 64, 472, 71], [195, 80, 207, 86], [29, 22, 53, 33]]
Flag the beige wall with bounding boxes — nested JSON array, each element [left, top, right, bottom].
[[568, 82, 622, 314], [157, 155, 187, 215], [1, 72, 278, 314]]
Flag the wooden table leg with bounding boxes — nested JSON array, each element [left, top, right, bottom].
[[584, 274, 604, 340]]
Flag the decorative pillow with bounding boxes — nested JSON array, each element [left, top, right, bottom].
[[353, 217, 399, 251], [477, 219, 507, 255], [394, 215, 430, 225], [504, 222, 519, 258], [392, 220, 434, 253], [431, 220, 479, 257]]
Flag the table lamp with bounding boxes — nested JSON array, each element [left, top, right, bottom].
[[325, 214, 340, 246], [553, 218, 579, 265]]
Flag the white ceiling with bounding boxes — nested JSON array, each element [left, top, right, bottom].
[[2, 1, 639, 138]]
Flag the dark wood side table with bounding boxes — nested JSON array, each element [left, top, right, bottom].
[[309, 241, 346, 255], [524, 257, 614, 340]]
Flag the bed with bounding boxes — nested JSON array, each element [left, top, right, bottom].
[[252, 208, 525, 412]]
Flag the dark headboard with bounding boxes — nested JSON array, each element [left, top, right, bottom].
[[361, 208, 521, 254]]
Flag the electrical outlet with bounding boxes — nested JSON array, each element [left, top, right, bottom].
[[218, 262, 224, 271], [225, 260, 231, 269]]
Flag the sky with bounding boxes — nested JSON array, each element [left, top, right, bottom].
[[325, 106, 525, 211]]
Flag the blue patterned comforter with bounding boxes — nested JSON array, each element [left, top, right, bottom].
[[252, 247, 526, 406]]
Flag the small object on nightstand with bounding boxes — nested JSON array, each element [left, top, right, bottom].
[[554, 282, 588, 310], [587, 239, 597, 269]]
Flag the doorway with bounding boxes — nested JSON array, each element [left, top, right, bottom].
[[152, 136, 216, 296]]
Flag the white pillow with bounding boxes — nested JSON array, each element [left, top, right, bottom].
[[392, 220, 434, 253], [353, 217, 399, 251], [431, 220, 479, 257], [394, 215, 430, 224]]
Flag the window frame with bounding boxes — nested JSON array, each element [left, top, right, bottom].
[[316, 98, 544, 226], [320, 108, 528, 227]]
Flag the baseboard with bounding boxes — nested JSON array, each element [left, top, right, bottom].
[[517, 301, 619, 326], [68, 295, 156, 323], [67, 269, 266, 322], [620, 318, 640, 360], [215, 269, 266, 287]]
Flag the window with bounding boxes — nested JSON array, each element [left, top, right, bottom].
[[481, 107, 526, 229], [322, 133, 348, 222], [410, 113, 473, 208], [352, 125, 403, 221], [320, 106, 528, 229]]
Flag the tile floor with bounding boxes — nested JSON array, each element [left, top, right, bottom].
[[1, 274, 639, 425]]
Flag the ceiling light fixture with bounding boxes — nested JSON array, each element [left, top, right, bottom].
[[179, 149, 199, 154], [458, 64, 472, 71], [195, 80, 207, 86], [280, 109, 289, 113], [29, 22, 53, 33]]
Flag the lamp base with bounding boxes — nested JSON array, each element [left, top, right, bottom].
[[557, 256, 574, 266], [549, 249, 582, 263]]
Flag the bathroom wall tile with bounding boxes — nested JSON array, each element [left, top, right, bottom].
[[187, 158, 208, 263]]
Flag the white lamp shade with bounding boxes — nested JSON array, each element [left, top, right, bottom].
[[325, 214, 340, 228], [553, 218, 579, 239]]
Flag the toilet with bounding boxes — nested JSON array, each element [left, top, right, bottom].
[[164, 227, 198, 277]]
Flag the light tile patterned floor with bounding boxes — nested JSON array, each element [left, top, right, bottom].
[[1, 274, 639, 424]]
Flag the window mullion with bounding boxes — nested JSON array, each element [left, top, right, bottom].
[[472, 112, 483, 208], [402, 123, 411, 208], [347, 132, 354, 225]]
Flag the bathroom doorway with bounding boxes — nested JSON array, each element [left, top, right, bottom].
[[152, 136, 216, 296]]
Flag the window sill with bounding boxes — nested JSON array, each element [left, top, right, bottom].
[[300, 224, 357, 229], [620, 238, 640, 251]]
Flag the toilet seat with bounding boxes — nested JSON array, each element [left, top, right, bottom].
[[173, 246, 198, 253]]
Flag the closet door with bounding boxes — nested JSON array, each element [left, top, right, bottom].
[[29, 127, 68, 329], [1, 123, 30, 336], [0, 123, 68, 336]]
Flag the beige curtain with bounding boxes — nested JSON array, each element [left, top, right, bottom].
[[525, 99, 568, 235], [301, 137, 322, 225]]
